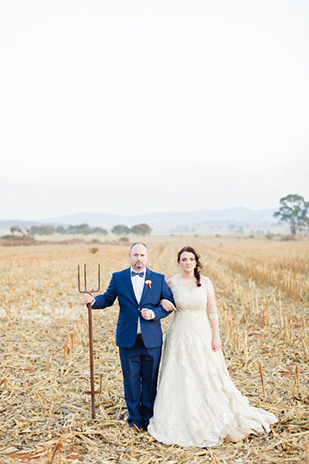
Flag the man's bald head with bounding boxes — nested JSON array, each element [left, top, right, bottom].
[[129, 243, 149, 271]]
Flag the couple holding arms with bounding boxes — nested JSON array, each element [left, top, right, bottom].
[[84, 242, 277, 447]]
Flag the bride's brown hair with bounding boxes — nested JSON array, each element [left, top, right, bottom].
[[177, 246, 203, 287]]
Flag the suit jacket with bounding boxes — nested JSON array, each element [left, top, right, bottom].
[[92, 267, 175, 348]]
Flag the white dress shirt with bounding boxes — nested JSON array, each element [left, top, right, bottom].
[[130, 266, 146, 334], [130, 267, 155, 334]]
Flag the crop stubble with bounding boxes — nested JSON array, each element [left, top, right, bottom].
[[0, 239, 308, 464]]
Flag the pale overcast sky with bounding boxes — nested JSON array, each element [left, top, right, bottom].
[[1, 0, 308, 220]]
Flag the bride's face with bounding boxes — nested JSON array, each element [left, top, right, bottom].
[[179, 252, 196, 273]]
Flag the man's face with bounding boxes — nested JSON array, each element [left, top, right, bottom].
[[129, 244, 149, 271]]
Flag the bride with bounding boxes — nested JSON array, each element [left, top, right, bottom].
[[146, 246, 277, 447]]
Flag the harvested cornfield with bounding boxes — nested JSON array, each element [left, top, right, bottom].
[[0, 238, 308, 464]]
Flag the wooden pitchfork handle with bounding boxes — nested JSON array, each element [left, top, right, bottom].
[[86, 300, 96, 419], [78, 264, 100, 419]]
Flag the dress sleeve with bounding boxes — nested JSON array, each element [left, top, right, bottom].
[[205, 277, 218, 320]]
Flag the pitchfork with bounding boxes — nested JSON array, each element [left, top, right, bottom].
[[78, 264, 100, 419]]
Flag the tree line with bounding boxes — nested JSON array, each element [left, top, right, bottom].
[[27, 223, 152, 236], [9, 194, 308, 238]]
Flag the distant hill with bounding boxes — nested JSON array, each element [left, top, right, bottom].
[[0, 207, 281, 234], [51, 207, 276, 227]]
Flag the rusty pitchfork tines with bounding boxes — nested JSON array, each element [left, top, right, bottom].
[[78, 264, 100, 419]]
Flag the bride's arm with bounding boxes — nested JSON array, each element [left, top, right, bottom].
[[160, 299, 177, 311], [160, 278, 177, 312], [206, 278, 221, 352]]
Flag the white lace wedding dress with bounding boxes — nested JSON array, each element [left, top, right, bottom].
[[147, 274, 277, 447]]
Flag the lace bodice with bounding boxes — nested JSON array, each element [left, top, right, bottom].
[[168, 274, 218, 319]]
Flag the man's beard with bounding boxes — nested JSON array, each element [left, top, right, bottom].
[[134, 262, 145, 269]]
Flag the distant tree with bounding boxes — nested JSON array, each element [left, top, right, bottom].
[[65, 225, 76, 234], [273, 194, 309, 235], [40, 225, 55, 235], [55, 226, 66, 234], [30, 225, 55, 235], [10, 225, 25, 236], [64, 224, 107, 235], [92, 227, 108, 235], [76, 224, 93, 235], [112, 225, 131, 235], [131, 223, 152, 236], [42, 225, 55, 235], [30, 226, 41, 235], [66, 224, 92, 235]]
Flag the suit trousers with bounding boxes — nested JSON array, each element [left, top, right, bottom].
[[119, 338, 162, 429]]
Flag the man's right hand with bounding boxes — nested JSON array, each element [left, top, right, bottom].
[[84, 293, 94, 305]]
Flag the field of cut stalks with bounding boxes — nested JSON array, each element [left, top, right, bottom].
[[0, 237, 308, 464]]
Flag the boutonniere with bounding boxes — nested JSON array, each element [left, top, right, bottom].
[[145, 279, 152, 289]]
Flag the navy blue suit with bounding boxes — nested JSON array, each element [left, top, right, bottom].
[[92, 267, 174, 428]]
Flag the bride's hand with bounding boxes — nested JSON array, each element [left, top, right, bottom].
[[160, 299, 177, 312], [211, 335, 221, 352]]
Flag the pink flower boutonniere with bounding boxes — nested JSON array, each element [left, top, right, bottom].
[[145, 279, 152, 289]]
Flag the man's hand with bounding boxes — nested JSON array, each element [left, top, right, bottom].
[[160, 299, 177, 312], [140, 309, 154, 320], [84, 293, 94, 305]]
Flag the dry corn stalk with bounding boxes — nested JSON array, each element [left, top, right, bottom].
[[258, 360, 266, 396], [0, 239, 308, 464]]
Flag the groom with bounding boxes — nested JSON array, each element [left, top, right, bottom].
[[84, 242, 176, 431]]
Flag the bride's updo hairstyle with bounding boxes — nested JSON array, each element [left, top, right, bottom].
[[177, 246, 203, 287]]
